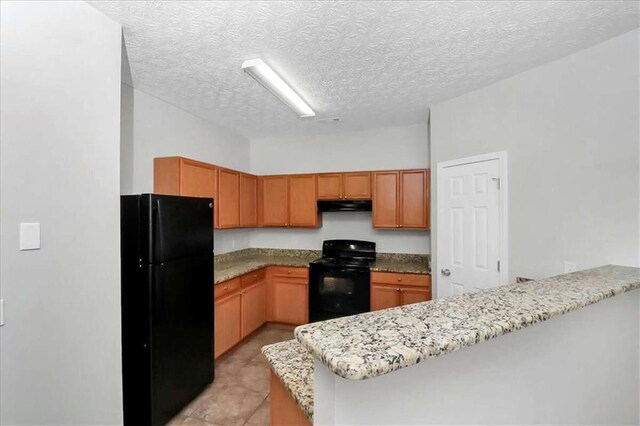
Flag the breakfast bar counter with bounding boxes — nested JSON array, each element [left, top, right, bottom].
[[263, 265, 640, 425]]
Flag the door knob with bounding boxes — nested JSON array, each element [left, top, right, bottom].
[[441, 268, 451, 277]]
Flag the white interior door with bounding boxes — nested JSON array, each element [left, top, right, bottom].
[[437, 156, 504, 297]]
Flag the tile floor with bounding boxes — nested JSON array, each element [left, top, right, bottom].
[[169, 324, 295, 426]]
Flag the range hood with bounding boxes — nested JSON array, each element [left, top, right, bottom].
[[317, 200, 372, 212]]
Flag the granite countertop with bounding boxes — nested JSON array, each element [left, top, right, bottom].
[[262, 339, 314, 422], [371, 253, 431, 275], [214, 248, 320, 284], [214, 249, 431, 284], [295, 265, 640, 380]]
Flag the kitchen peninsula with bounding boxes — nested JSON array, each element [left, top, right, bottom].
[[264, 265, 640, 425]]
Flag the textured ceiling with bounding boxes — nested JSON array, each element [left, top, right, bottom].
[[90, 1, 639, 139]]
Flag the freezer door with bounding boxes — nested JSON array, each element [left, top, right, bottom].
[[145, 194, 214, 264], [150, 253, 214, 425]]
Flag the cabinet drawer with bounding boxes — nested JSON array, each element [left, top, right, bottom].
[[371, 272, 431, 287], [270, 266, 308, 279], [241, 268, 266, 288], [214, 277, 241, 300]]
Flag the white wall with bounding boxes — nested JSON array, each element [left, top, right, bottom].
[[0, 1, 123, 423], [315, 290, 640, 425], [431, 29, 640, 285], [250, 125, 431, 254], [120, 84, 253, 253]]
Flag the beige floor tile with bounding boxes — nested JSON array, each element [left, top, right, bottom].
[[181, 376, 231, 416], [180, 326, 296, 426], [191, 382, 266, 426], [169, 415, 224, 426], [244, 397, 269, 426], [215, 355, 250, 378], [235, 360, 270, 395]]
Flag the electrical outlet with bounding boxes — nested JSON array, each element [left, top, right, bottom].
[[564, 261, 577, 273]]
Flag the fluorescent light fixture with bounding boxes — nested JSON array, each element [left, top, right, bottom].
[[242, 58, 315, 118]]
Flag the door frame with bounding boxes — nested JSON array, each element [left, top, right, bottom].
[[435, 151, 509, 298]]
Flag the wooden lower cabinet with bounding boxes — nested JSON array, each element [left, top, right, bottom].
[[214, 266, 308, 358], [270, 267, 308, 325], [214, 292, 242, 358], [241, 280, 266, 338], [270, 371, 311, 426], [370, 272, 432, 311], [370, 283, 401, 311]]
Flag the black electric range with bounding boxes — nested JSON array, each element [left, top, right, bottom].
[[308, 240, 376, 323]]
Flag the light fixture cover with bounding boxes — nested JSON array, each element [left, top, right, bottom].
[[242, 58, 315, 118]]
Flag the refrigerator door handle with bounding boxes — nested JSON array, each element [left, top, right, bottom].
[[155, 199, 165, 264]]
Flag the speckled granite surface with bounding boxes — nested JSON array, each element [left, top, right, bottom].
[[214, 248, 320, 284], [295, 265, 640, 380], [371, 253, 430, 274], [262, 339, 314, 422], [215, 249, 430, 283]]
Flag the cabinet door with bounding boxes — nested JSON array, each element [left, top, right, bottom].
[[343, 172, 371, 199], [271, 278, 308, 325], [218, 168, 240, 228], [372, 171, 399, 228], [370, 283, 400, 311], [261, 176, 289, 226], [400, 286, 431, 306], [317, 173, 342, 200], [181, 160, 217, 199], [399, 170, 429, 229], [240, 173, 258, 227], [288, 175, 318, 227], [241, 280, 266, 338], [214, 292, 241, 358]]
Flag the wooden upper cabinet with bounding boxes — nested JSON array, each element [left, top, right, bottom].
[[288, 174, 319, 227], [317, 173, 342, 200], [154, 157, 216, 198], [261, 176, 288, 226], [240, 173, 258, 227], [181, 161, 217, 198], [343, 172, 371, 199], [372, 171, 399, 228], [218, 168, 240, 228], [317, 172, 371, 200], [373, 169, 430, 230], [154, 157, 218, 226], [399, 169, 429, 229]]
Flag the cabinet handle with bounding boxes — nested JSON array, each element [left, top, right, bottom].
[[224, 286, 229, 291], [287, 270, 292, 274], [397, 278, 402, 282], [396, 288, 401, 292], [399, 288, 404, 292]]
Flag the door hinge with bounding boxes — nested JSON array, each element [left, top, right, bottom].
[[492, 177, 501, 190], [497, 261, 501, 272]]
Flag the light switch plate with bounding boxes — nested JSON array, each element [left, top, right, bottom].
[[20, 223, 40, 250]]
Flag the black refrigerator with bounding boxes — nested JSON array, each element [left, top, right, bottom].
[[121, 194, 214, 425]]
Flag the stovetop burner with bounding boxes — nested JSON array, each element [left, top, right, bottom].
[[310, 239, 376, 269]]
